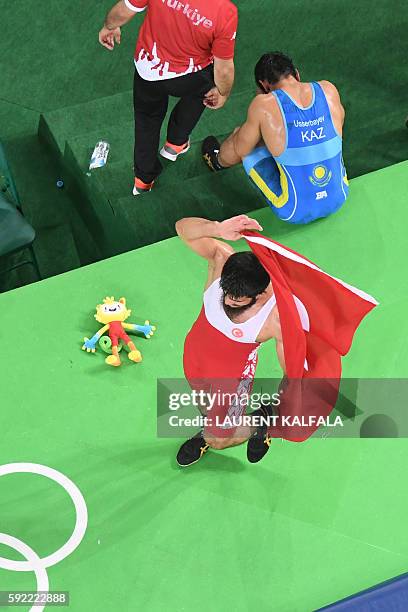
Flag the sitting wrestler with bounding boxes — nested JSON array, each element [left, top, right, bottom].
[[202, 51, 349, 224]]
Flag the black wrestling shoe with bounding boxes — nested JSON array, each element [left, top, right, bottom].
[[202, 136, 225, 172], [176, 431, 210, 467], [247, 403, 274, 463]]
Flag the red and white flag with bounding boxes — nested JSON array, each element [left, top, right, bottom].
[[244, 232, 378, 441]]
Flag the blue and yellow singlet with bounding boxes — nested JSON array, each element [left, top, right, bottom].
[[243, 82, 349, 224]]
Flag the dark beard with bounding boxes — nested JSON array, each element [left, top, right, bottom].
[[221, 295, 257, 321]]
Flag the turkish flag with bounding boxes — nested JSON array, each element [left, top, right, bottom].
[[244, 232, 378, 441]]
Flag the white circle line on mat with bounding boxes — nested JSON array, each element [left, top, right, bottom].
[[0, 532, 49, 612], [0, 463, 88, 571]]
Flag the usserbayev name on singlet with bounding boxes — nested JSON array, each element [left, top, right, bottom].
[[293, 115, 325, 128], [168, 414, 344, 428]]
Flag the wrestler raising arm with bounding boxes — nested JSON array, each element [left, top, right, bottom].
[[175, 215, 285, 369], [175, 215, 285, 467]]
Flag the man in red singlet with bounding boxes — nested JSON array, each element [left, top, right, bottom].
[[175, 215, 285, 467]]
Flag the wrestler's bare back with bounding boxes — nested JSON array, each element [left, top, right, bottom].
[[248, 79, 345, 158]]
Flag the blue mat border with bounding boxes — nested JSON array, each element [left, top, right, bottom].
[[317, 572, 408, 611]]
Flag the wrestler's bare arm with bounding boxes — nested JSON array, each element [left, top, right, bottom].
[[257, 306, 286, 373], [175, 215, 263, 260], [218, 99, 263, 167], [175, 215, 263, 288], [219, 95, 284, 166], [275, 340, 286, 373]]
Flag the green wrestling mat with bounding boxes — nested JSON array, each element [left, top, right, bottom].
[[0, 161, 407, 611]]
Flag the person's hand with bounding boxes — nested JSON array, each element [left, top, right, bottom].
[[99, 26, 121, 51], [217, 215, 263, 241], [203, 88, 227, 110]]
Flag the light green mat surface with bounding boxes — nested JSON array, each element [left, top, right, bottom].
[[0, 162, 407, 611]]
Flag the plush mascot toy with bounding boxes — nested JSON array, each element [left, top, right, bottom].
[[82, 296, 156, 367]]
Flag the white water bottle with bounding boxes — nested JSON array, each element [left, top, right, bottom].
[[89, 141, 110, 170]]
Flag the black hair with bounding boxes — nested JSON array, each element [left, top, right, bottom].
[[254, 51, 297, 88], [220, 252, 270, 299]]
